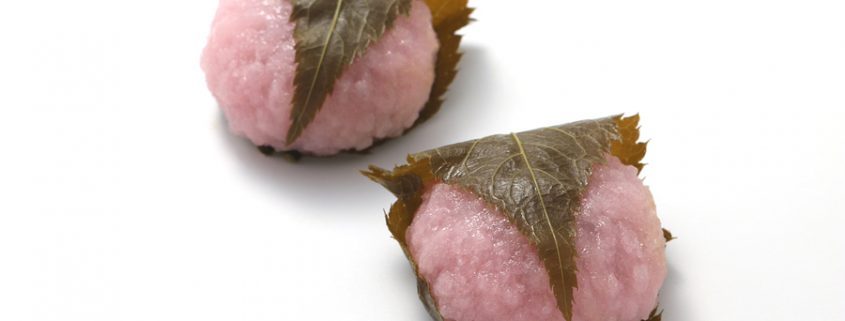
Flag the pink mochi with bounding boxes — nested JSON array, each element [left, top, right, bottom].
[[201, 0, 439, 155], [407, 156, 667, 321]]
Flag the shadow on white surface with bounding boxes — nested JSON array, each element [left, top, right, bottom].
[[388, 255, 435, 321], [214, 45, 502, 218], [216, 118, 378, 215]]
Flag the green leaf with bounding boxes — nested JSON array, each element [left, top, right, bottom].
[[364, 115, 652, 321], [287, 0, 412, 144]]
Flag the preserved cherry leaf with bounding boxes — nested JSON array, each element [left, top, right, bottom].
[[364, 115, 653, 321]]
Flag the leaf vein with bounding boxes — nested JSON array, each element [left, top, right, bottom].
[[490, 153, 520, 191], [535, 168, 565, 188], [292, 0, 345, 135], [510, 132, 569, 315], [459, 138, 481, 171]]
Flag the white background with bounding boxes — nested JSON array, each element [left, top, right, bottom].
[[0, 0, 843, 320]]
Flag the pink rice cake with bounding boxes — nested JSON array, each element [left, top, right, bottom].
[[202, 0, 439, 155], [407, 155, 667, 321]]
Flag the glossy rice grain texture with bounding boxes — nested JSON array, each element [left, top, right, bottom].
[[407, 156, 666, 321], [202, 0, 438, 155]]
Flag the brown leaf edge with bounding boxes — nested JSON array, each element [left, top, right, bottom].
[[363, 114, 664, 321], [643, 306, 664, 321], [266, 0, 473, 159], [363, 159, 442, 320], [663, 228, 675, 243], [345, 0, 475, 154], [344, 0, 475, 155], [414, 0, 474, 126]]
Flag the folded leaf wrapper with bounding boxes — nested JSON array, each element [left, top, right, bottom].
[[287, 0, 413, 143], [364, 115, 666, 321], [414, 0, 474, 126], [285, 0, 473, 149], [202, 0, 472, 156]]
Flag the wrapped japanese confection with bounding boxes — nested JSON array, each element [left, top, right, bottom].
[[365, 115, 671, 321], [202, 0, 471, 156]]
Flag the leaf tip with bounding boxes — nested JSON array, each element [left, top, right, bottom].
[[285, 124, 302, 146], [662, 228, 676, 243]]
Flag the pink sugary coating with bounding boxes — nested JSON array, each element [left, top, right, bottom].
[[407, 156, 667, 321], [201, 0, 438, 155]]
